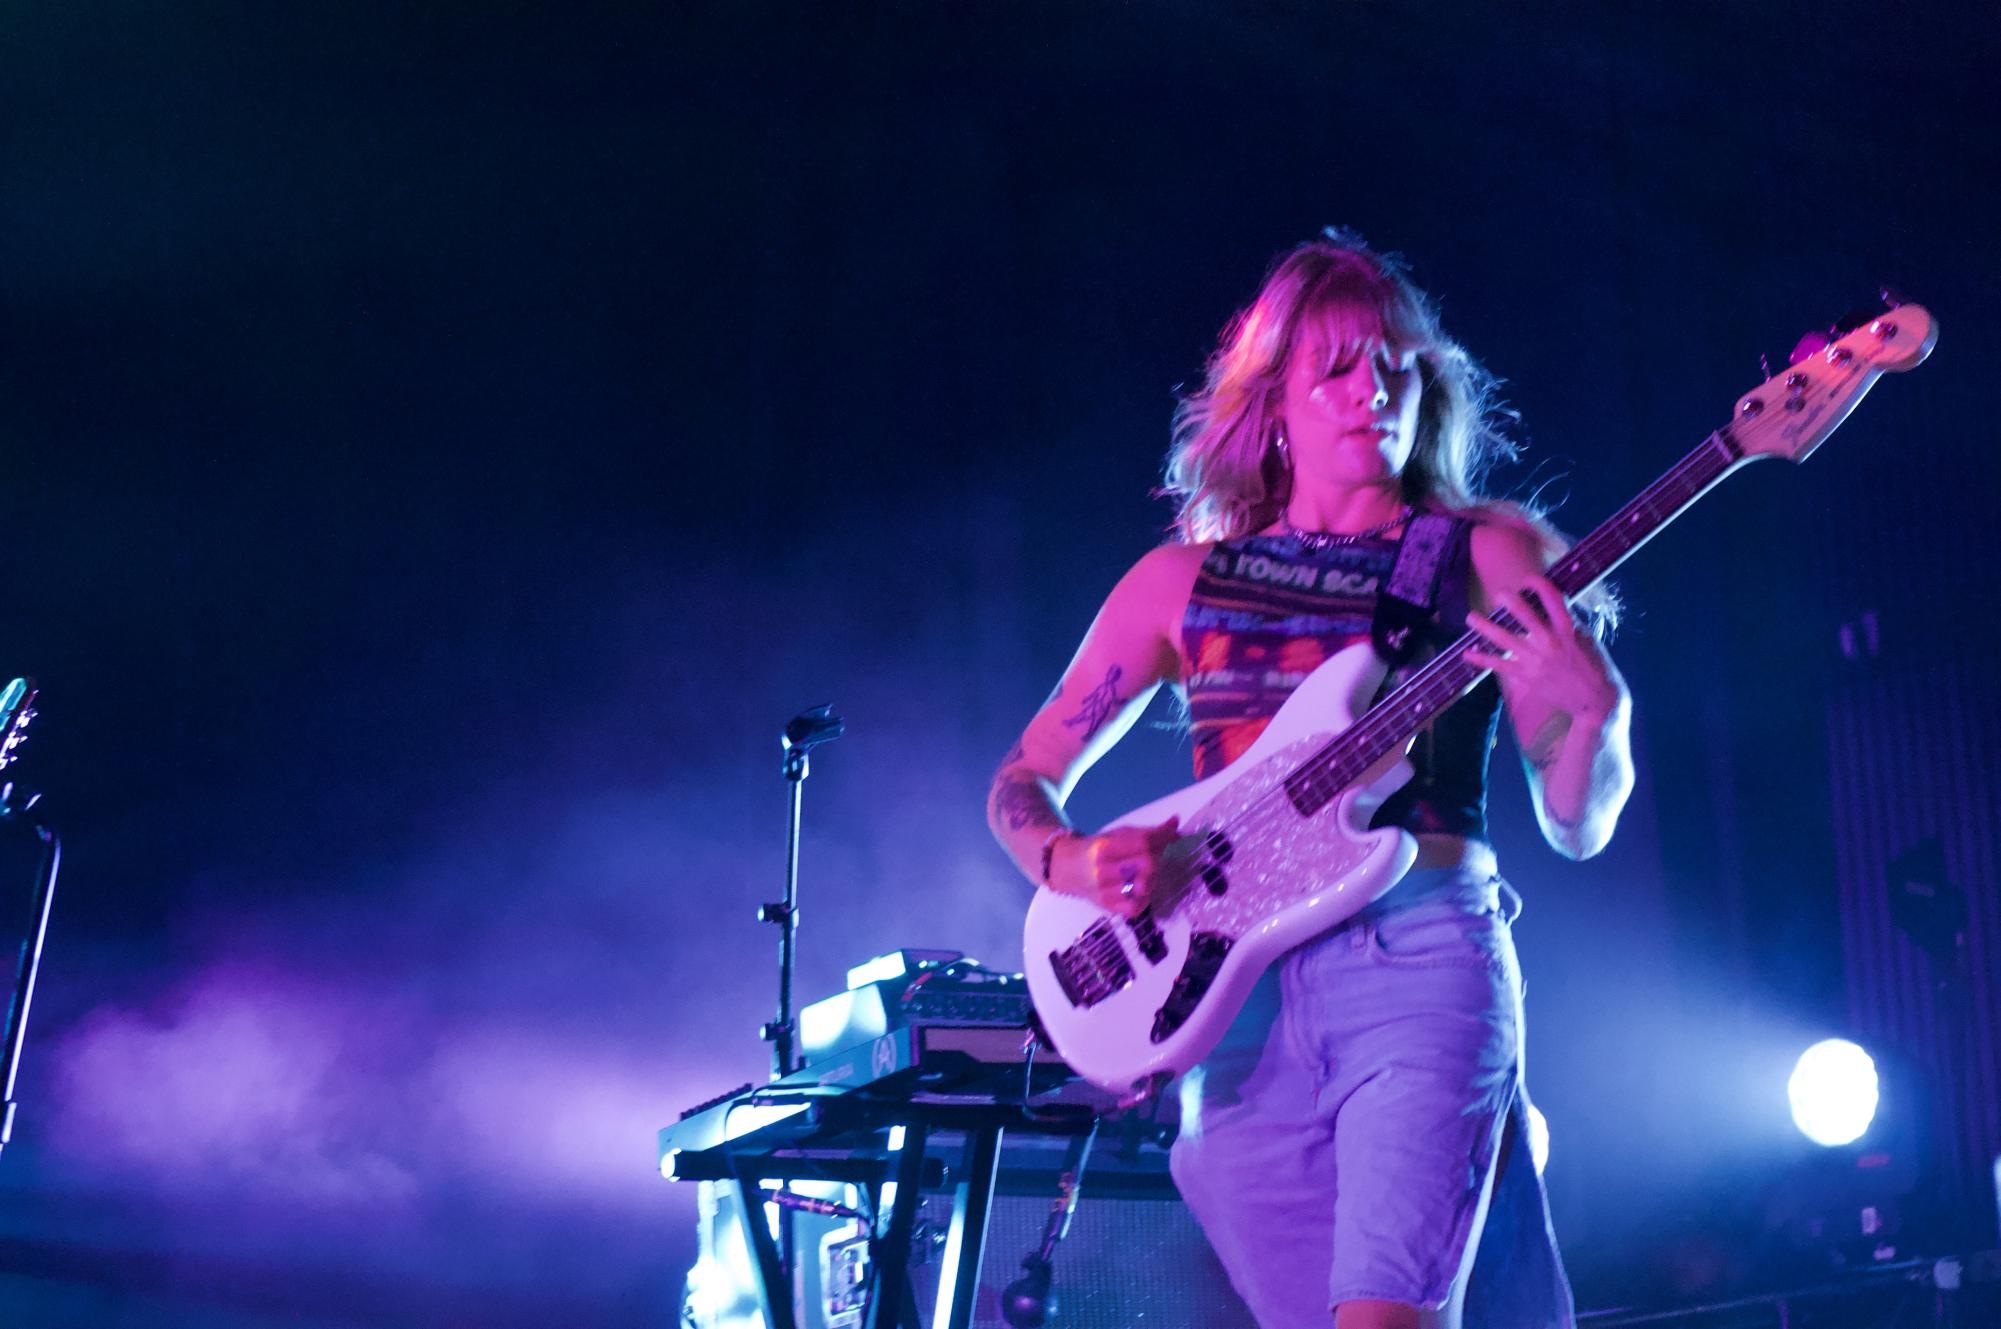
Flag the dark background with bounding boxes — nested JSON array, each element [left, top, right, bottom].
[[3, 3, 1997, 1325]]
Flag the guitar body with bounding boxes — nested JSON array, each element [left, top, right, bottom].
[[1023, 641, 1419, 1094], [1019, 300, 1936, 1099]]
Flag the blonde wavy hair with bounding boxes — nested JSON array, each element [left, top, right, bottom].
[[1164, 229, 1618, 628]]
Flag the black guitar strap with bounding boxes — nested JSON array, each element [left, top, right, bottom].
[[1372, 512, 1470, 667]]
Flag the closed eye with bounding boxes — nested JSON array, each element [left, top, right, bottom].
[[1324, 346, 1417, 380]]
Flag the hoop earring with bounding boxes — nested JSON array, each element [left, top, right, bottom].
[[1370, 387, 1390, 411], [1273, 425, 1292, 469]]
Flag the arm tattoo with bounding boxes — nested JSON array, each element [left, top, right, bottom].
[[1060, 664, 1126, 743], [993, 771, 1060, 832], [1523, 712, 1570, 772]]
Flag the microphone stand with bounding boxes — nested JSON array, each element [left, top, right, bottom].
[[1, 785, 58, 1159], [753, 704, 844, 1303], [760, 703, 844, 1080]]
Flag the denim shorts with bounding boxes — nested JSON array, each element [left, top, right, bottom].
[[1167, 865, 1534, 1324]]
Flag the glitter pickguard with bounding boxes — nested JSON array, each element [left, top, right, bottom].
[[1023, 641, 1418, 1093]]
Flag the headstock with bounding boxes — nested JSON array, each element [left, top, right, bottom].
[[1730, 302, 1936, 464]]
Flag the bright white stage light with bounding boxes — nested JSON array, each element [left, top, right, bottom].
[[1788, 1039, 1879, 1146]]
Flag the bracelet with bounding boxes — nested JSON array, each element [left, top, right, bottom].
[[1039, 828, 1072, 885]]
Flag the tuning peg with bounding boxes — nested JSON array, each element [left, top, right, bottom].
[[1879, 285, 1907, 308], [1789, 331, 1832, 366], [1826, 307, 1879, 338]]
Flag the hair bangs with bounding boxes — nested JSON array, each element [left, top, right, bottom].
[[1160, 229, 1621, 629]]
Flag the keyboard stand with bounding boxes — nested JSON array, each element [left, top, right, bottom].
[[710, 1100, 1095, 1329]]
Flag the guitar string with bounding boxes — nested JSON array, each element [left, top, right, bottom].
[[1277, 431, 1737, 795], [1121, 434, 1734, 913], [1209, 433, 1735, 844], [1241, 443, 1714, 790], [1254, 431, 1737, 809]]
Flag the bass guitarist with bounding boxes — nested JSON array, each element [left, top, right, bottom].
[[988, 231, 1632, 1329]]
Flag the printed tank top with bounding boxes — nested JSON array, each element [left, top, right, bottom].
[[1178, 527, 1503, 839]]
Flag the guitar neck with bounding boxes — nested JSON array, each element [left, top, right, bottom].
[[1546, 428, 1746, 600], [1284, 429, 1755, 812]]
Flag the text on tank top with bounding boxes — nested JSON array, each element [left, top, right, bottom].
[[1177, 528, 1502, 839]]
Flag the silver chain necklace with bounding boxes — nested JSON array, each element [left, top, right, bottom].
[[1280, 506, 1413, 551]]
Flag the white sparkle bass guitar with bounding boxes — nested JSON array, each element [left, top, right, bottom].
[[1024, 303, 1937, 1096]]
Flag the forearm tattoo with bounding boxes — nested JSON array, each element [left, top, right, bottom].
[[993, 771, 1061, 833], [1523, 712, 1570, 772], [1544, 805, 1585, 835], [1060, 664, 1125, 743]]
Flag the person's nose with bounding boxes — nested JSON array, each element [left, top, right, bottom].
[[1362, 359, 1391, 412]]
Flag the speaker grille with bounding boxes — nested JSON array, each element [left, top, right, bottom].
[[910, 1194, 1249, 1328]]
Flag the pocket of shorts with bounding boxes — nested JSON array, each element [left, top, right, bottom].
[[1367, 906, 1509, 972]]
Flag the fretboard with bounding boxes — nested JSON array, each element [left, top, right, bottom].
[[1281, 428, 1750, 815]]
